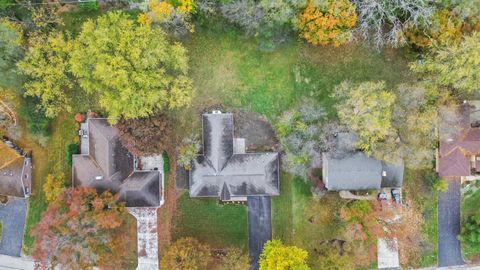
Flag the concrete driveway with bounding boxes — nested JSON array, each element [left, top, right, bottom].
[[247, 196, 272, 270], [0, 197, 27, 257], [438, 179, 464, 267]]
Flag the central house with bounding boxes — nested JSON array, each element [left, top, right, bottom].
[[189, 112, 280, 202]]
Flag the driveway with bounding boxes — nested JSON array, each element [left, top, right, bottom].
[[0, 197, 27, 257], [247, 196, 272, 270], [438, 179, 464, 267]]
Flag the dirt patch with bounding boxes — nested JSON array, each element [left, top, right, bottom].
[[232, 109, 279, 152]]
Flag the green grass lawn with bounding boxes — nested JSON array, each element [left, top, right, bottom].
[[183, 20, 415, 122], [173, 192, 248, 249], [22, 113, 78, 253], [461, 181, 480, 261]]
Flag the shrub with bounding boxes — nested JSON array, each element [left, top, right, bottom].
[[177, 135, 200, 170], [43, 173, 65, 203], [162, 151, 170, 175], [295, 0, 357, 47], [434, 179, 449, 193], [66, 143, 79, 166], [19, 97, 52, 136], [460, 213, 480, 244], [79, 1, 100, 11]]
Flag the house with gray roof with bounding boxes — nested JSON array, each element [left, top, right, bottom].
[[322, 133, 404, 191], [72, 118, 163, 208], [0, 139, 32, 198], [189, 112, 279, 201]]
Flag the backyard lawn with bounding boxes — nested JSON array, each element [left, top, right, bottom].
[[172, 192, 248, 249]]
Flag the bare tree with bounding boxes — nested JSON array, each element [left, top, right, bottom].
[[353, 0, 434, 48]]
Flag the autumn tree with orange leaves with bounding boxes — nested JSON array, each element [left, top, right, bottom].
[[31, 188, 137, 270], [295, 0, 357, 47]]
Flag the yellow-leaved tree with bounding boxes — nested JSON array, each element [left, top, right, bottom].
[[295, 0, 357, 47], [43, 173, 65, 203], [259, 240, 310, 270]]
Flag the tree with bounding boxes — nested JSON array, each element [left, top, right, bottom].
[[18, 97, 52, 135], [406, 9, 463, 49], [116, 114, 172, 156], [220, 0, 265, 36], [220, 248, 250, 270], [295, 0, 357, 47], [17, 32, 73, 118], [0, 19, 23, 88], [410, 32, 480, 97], [353, 0, 433, 47], [332, 81, 396, 156], [140, 0, 196, 37], [43, 173, 65, 203], [70, 12, 193, 120], [32, 188, 136, 269], [276, 101, 327, 178], [160, 237, 211, 270], [259, 240, 310, 270], [333, 82, 437, 167]]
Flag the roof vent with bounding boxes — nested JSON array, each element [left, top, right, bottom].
[[212, 110, 222, 114], [95, 176, 104, 180]]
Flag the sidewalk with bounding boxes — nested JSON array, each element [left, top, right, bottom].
[[0, 254, 34, 270]]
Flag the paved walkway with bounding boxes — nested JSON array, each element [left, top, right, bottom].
[[438, 179, 464, 267], [247, 196, 272, 270], [0, 254, 34, 269], [0, 198, 27, 257], [128, 208, 159, 270]]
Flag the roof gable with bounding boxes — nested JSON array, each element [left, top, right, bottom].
[[190, 113, 280, 199]]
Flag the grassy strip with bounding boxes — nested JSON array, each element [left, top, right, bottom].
[[173, 192, 248, 249]]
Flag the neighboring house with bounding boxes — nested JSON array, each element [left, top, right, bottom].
[[0, 139, 32, 198], [72, 118, 163, 270], [189, 112, 280, 201], [322, 133, 404, 191], [437, 101, 480, 181]]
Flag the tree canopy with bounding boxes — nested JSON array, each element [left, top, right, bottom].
[[332, 81, 396, 156], [259, 239, 310, 270], [0, 19, 23, 87], [116, 114, 172, 156], [70, 12, 193, 119], [32, 188, 136, 270], [160, 237, 211, 270], [411, 32, 480, 97], [17, 32, 73, 118]]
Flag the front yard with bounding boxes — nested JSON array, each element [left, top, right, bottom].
[[173, 193, 248, 250], [461, 181, 480, 262]]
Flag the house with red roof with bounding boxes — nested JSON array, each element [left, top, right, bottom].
[[437, 101, 480, 180]]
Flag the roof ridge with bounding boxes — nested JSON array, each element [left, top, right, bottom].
[[0, 156, 23, 171]]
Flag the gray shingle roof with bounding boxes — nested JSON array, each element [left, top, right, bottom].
[[72, 118, 161, 207], [323, 132, 404, 191], [189, 113, 280, 199], [323, 152, 404, 190]]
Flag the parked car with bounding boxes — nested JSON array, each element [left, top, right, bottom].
[[378, 192, 388, 200], [391, 189, 401, 204]]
